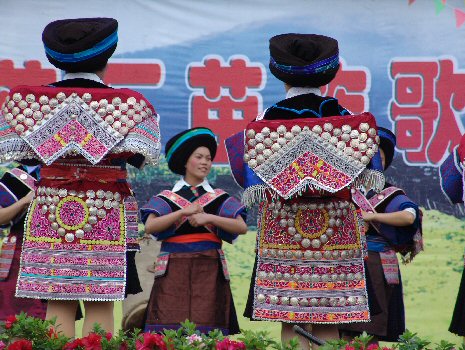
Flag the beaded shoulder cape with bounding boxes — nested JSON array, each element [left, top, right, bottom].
[[0, 85, 161, 166]]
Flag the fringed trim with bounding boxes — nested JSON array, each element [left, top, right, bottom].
[[401, 229, 424, 264], [242, 184, 271, 208], [0, 138, 37, 163], [353, 169, 386, 194]]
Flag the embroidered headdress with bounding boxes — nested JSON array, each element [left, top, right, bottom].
[[42, 17, 118, 72], [269, 33, 339, 87], [165, 127, 217, 175], [377, 127, 396, 170]]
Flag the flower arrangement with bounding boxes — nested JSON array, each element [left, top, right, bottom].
[[1, 314, 464, 350], [0, 313, 298, 350]]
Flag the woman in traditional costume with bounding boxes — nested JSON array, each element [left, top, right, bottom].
[[340, 127, 423, 343], [140, 127, 247, 335], [226, 33, 380, 349], [439, 134, 465, 339], [0, 18, 161, 336]]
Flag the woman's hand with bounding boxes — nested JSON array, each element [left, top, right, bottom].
[[188, 213, 212, 227], [361, 211, 377, 222], [19, 191, 34, 206], [182, 202, 203, 216]]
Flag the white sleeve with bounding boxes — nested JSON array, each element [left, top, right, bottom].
[[403, 207, 417, 220]]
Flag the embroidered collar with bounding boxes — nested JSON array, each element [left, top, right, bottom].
[[286, 86, 321, 99], [63, 72, 104, 84], [172, 177, 215, 193]]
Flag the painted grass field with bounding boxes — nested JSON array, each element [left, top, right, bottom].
[[12, 209, 465, 344]]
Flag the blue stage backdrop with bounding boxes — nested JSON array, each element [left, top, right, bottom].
[[1, 0, 465, 213]]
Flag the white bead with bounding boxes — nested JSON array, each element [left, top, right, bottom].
[[350, 139, 360, 148], [255, 143, 265, 153], [255, 132, 265, 142], [359, 122, 369, 132], [248, 159, 257, 168], [261, 127, 270, 136], [263, 138, 273, 147], [321, 132, 331, 140], [82, 93, 92, 102], [277, 125, 287, 134], [277, 137, 286, 145], [350, 130, 359, 139], [248, 138, 257, 147], [311, 239, 321, 248], [263, 149, 272, 159], [342, 125, 351, 133], [332, 128, 342, 136], [344, 147, 354, 156], [291, 125, 301, 135], [271, 143, 281, 152], [270, 131, 279, 140], [323, 122, 333, 132], [284, 132, 293, 140], [312, 125, 322, 134], [39, 95, 49, 104]]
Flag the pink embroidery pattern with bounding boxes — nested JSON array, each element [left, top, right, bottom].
[[251, 197, 369, 324]]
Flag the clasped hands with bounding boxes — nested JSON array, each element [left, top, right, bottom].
[[182, 202, 210, 227]]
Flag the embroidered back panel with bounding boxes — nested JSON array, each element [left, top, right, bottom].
[[16, 186, 128, 301], [1, 86, 160, 165], [252, 197, 370, 324], [244, 113, 378, 198]]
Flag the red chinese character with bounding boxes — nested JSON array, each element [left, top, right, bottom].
[[187, 55, 265, 163], [389, 59, 456, 166], [104, 59, 165, 88], [0, 60, 58, 105], [430, 58, 465, 164], [320, 58, 369, 114]]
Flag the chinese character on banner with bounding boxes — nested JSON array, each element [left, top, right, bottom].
[[320, 58, 370, 114], [187, 55, 265, 163], [389, 58, 464, 166], [104, 59, 165, 88], [0, 60, 58, 106]]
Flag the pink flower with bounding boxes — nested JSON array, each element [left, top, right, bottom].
[[136, 333, 167, 350], [106, 332, 113, 341], [7, 339, 32, 350], [63, 338, 84, 350], [81, 333, 102, 350], [216, 338, 246, 350], [4, 315, 17, 330], [187, 334, 203, 344], [367, 344, 379, 350], [0, 341, 6, 350], [345, 346, 355, 350]]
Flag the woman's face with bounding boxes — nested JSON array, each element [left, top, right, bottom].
[[185, 146, 212, 181]]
